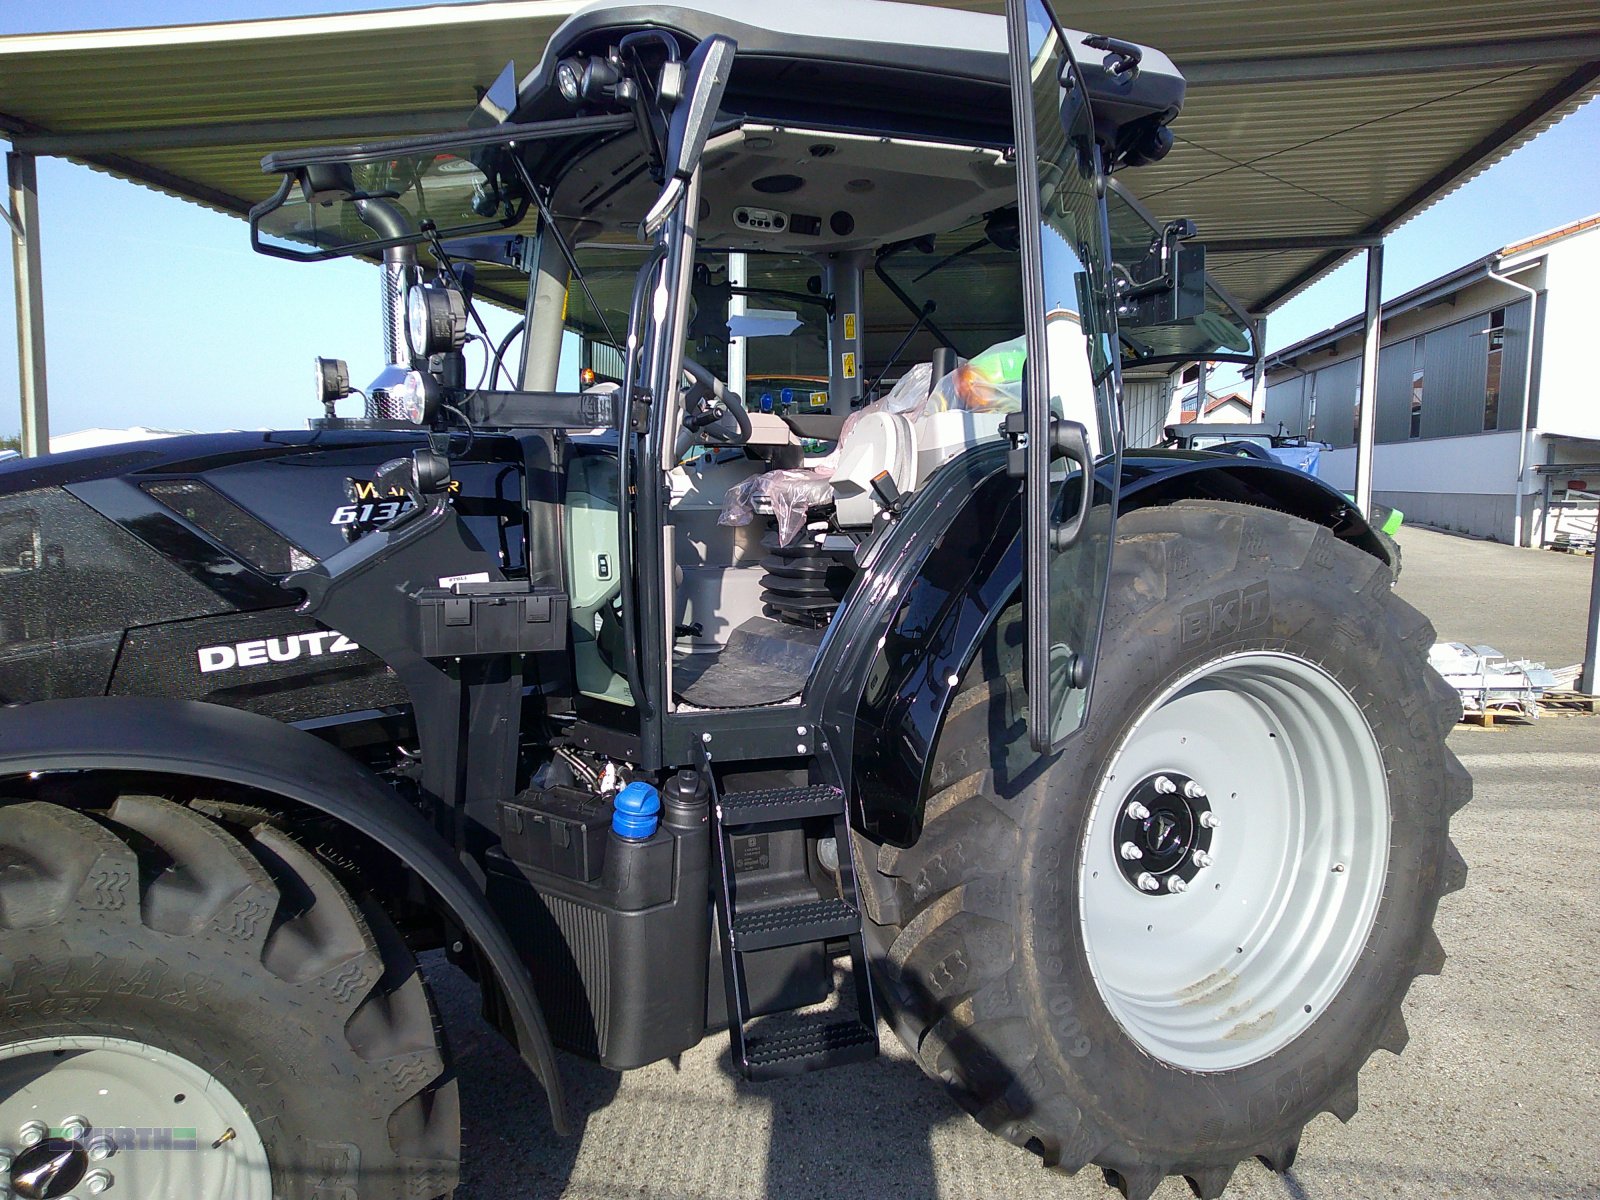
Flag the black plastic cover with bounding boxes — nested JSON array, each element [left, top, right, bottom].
[[501, 785, 613, 883], [415, 583, 569, 657]]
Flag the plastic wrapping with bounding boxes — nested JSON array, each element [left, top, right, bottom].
[[720, 467, 838, 545], [925, 335, 1024, 415], [718, 335, 1026, 543]]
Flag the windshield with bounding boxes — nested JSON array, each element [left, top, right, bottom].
[[871, 193, 1251, 382], [254, 146, 530, 260]]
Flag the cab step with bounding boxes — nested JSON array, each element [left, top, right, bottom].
[[709, 780, 879, 1081], [718, 783, 844, 826], [732, 897, 860, 951], [743, 1012, 879, 1079]]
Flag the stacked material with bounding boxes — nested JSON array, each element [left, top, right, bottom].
[[1428, 642, 1559, 722]]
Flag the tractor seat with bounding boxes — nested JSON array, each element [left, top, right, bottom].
[[826, 410, 917, 526]]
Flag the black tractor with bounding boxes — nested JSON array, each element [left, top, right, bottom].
[[0, 3, 1467, 1198]]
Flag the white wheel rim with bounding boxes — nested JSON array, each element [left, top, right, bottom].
[[1078, 651, 1390, 1072], [0, 1036, 272, 1200]]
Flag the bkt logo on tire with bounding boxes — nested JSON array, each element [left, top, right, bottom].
[[1180, 582, 1270, 647], [197, 631, 361, 674]]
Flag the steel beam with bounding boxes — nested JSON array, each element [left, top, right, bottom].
[[7, 152, 48, 457], [1206, 235, 1384, 254], [1184, 34, 1600, 87], [10, 109, 465, 157], [1352, 244, 1383, 522]]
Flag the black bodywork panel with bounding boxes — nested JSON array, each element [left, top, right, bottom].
[[0, 429, 528, 724], [820, 445, 1391, 847]]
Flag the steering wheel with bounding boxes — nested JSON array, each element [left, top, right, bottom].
[[680, 357, 753, 447]]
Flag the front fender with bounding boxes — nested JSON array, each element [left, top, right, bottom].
[[0, 695, 570, 1135], [821, 446, 1389, 848]]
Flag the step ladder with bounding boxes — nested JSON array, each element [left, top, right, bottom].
[[710, 781, 880, 1080]]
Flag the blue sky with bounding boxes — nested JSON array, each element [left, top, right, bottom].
[[2, 2, 1598, 436]]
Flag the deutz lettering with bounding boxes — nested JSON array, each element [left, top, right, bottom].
[[197, 631, 360, 674]]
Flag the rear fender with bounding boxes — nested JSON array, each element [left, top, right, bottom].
[[821, 447, 1389, 848], [0, 695, 570, 1135]]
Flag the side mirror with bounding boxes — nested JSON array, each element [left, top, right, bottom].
[[1114, 220, 1205, 328], [642, 35, 736, 236]]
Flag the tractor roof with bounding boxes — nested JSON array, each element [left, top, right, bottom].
[[518, 1, 1185, 151]]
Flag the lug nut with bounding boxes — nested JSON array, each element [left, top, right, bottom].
[[0, 1149, 11, 1171], [1192, 849, 1212, 869], [1125, 801, 1151, 821], [1199, 811, 1219, 829], [1166, 876, 1189, 894], [1183, 780, 1207, 799], [18, 1121, 47, 1147], [60, 1116, 90, 1142], [1153, 776, 1177, 795], [84, 1170, 113, 1195], [87, 1135, 116, 1161], [1119, 841, 1143, 860], [1135, 872, 1160, 892]]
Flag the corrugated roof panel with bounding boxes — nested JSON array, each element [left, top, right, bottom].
[[1, 0, 1596, 315], [930, 0, 1596, 58]]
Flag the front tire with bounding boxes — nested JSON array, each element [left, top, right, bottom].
[[0, 793, 459, 1200], [871, 500, 1469, 1199]]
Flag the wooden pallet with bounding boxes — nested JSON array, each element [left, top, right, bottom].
[[1458, 707, 1529, 729], [1539, 689, 1598, 715]]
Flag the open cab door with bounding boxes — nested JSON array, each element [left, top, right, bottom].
[[1006, 0, 1123, 752]]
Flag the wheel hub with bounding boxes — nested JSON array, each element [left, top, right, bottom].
[[10, 1138, 87, 1199], [1113, 772, 1213, 894], [0, 1037, 271, 1200]]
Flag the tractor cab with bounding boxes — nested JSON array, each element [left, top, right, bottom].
[[252, 0, 1248, 764]]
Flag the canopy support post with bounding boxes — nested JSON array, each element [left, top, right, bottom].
[[7, 151, 49, 457], [1353, 242, 1384, 520], [1250, 316, 1268, 422]]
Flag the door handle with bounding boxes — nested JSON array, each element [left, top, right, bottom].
[[1048, 417, 1093, 550]]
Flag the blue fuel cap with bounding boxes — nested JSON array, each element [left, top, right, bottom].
[[612, 781, 661, 841]]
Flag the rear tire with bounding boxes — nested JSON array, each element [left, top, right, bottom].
[[870, 500, 1468, 1199], [0, 793, 459, 1200]]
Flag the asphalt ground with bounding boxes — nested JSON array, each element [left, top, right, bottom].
[[430, 524, 1600, 1199]]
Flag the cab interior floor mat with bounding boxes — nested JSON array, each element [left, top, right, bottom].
[[672, 616, 825, 708]]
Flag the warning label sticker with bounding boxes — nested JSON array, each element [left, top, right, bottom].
[[842, 352, 856, 379], [843, 313, 857, 340]]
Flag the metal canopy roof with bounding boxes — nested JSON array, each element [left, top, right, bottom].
[[2, 0, 1597, 315]]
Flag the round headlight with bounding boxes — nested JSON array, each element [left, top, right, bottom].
[[395, 369, 442, 426], [405, 283, 467, 359], [313, 357, 351, 410], [556, 58, 584, 104]]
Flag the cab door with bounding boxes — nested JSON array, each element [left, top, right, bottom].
[[1006, 0, 1123, 751]]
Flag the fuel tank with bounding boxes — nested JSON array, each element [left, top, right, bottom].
[[0, 428, 527, 728]]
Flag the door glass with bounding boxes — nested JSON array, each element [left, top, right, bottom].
[[1009, 0, 1123, 750]]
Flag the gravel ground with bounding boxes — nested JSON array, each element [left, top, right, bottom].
[[1391, 525, 1595, 668], [430, 525, 1600, 1199]]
